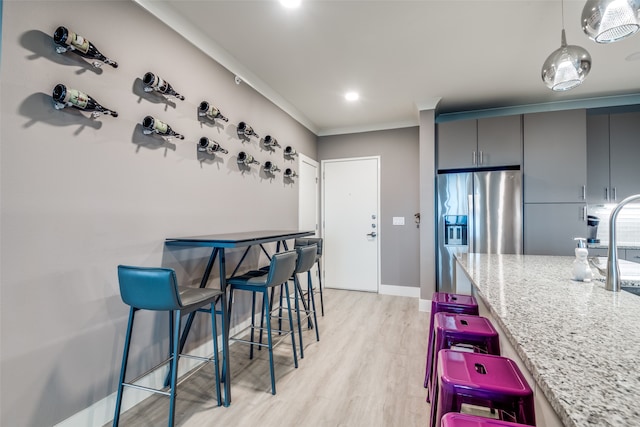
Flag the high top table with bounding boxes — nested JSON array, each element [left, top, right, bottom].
[[165, 230, 314, 406]]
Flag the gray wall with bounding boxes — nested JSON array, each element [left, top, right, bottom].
[[318, 127, 420, 288], [0, 1, 316, 425]]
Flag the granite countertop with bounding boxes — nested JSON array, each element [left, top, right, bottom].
[[456, 253, 640, 427]]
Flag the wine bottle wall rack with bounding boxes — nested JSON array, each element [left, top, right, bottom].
[[237, 121, 259, 140], [142, 115, 185, 140], [199, 101, 229, 122], [52, 84, 118, 118], [53, 26, 118, 68], [237, 151, 260, 166], [264, 161, 281, 174], [48, 24, 300, 181], [142, 72, 185, 101], [263, 135, 280, 149], [284, 146, 298, 158], [198, 137, 228, 154]]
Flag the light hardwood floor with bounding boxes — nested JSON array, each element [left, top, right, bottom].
[[112, 289, 430, 426]]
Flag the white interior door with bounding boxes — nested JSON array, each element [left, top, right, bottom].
[[322, 156, 379, 292], [298, 154, 319, 235]]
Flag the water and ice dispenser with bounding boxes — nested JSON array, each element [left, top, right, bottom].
[[444, 215, 468, 246]]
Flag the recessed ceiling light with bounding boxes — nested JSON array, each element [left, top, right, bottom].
[[345, 91, 359, 101], [280, 0, 301, 8]]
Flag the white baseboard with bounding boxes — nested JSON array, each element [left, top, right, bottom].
[[378, 283, 420, 298], [54, 316, 255, 427], [419, 298, 431, 312]]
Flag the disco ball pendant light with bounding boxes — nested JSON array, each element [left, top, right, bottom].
[[582, 0, 640, 43], [542, 1, 592, 91]]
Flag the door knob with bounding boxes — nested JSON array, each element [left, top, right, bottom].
[[367, 232, 377, 237]]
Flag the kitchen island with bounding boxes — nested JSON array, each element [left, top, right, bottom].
[[455, 253, 640, 427]]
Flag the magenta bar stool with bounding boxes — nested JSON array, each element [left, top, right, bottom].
[[430, 350, 535, 427], [441, 413, 534, 427], [426, 312, 500, 402], [425, 292, 479, 389]]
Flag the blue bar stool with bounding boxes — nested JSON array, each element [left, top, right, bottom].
[[227, 250, 298, 395], [295, 237, 325, 316], [113, 266, 224, 427], [291, 243, 320, 358]]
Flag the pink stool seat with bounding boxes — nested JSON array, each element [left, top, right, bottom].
[[441, 413, 533, 427], [426, 312, 500, 402], [425, 292, 479, 389], [431, 350, 535, 427]]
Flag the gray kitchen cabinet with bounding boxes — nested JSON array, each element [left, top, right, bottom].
[[587, 112, 640, 203], [587, 247, 624, 259], [625, 249, 640, 263], [524, 203, 587, 256], [437, 119, 477, 169], [477, 115, 522, 167], [523, 109, 587, 203], [609, 112, 640, 202], [586, 114, 610, 203], [438, 115, 521, 170]]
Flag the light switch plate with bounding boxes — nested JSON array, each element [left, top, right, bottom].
[[392, 216, 405, 226]]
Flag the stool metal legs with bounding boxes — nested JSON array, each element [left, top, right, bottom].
[[113, 304, 221, 427]]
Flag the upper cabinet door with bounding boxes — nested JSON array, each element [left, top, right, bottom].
[[477, 115, 522, 167], [523, 109, 587, 203], [609, 112, 640, 202], [586, 114, 611, 204], [437, 119, 477, 170]]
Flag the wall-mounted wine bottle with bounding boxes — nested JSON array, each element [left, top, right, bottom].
[[52, 84, 118, 118], [53, 26, 118, 68], [198, 137, 228, 154], [237, 121, 259, 139], [263, 135, 281, 148], [142, 116, 184, 140], [284, 146, 298, 157], [264, 161, 281, 173], [142, 72, 185, 101], [284, 168, 298, 178], [237, 151, 260, 166], [198, 101, 229, 122]]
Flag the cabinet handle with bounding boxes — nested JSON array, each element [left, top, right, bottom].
[[613, 187, 617, 201], [582, 185, 586, 200], [479, 150, 483, 165], [472, 151, 477, 165], [605, 187, 609, 201], [582, 206, 587, 221]]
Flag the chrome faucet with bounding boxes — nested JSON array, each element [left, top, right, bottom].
[[606, 194, 640, 292]]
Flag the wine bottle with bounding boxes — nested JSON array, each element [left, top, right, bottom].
[[198, 101, 229, 122], [198, 137, 228, 154], [142, 116, 184, 140], [142, 72, 185, 101], [237, 121, 259, 139], [284, 168, 297, 178], [53, 26, 118, 68], [284, 146, 298, 157], [237, 151, 260, 166], [263, 135, 281, 148], [264, 161, 281, 173], [52, 84, 118, 118]]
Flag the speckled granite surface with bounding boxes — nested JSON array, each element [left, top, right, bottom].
[[457, 253, 640, 427]]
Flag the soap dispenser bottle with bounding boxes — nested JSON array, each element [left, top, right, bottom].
[[572, 238, 593, 282]]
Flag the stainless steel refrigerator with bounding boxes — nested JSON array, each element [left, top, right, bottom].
[[437, 167, 523, 293]]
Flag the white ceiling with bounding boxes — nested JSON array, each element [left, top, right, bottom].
[[136, 0, 640, 136]]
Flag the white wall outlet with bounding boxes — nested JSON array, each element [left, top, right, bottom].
[[392, 216, 405, 226]]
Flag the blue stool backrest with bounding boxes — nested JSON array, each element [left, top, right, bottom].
[[264, 251, 297, 287], [295, 244, 317, 274], [118, 265, 182, 311], [294, 237, 323, 256]]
